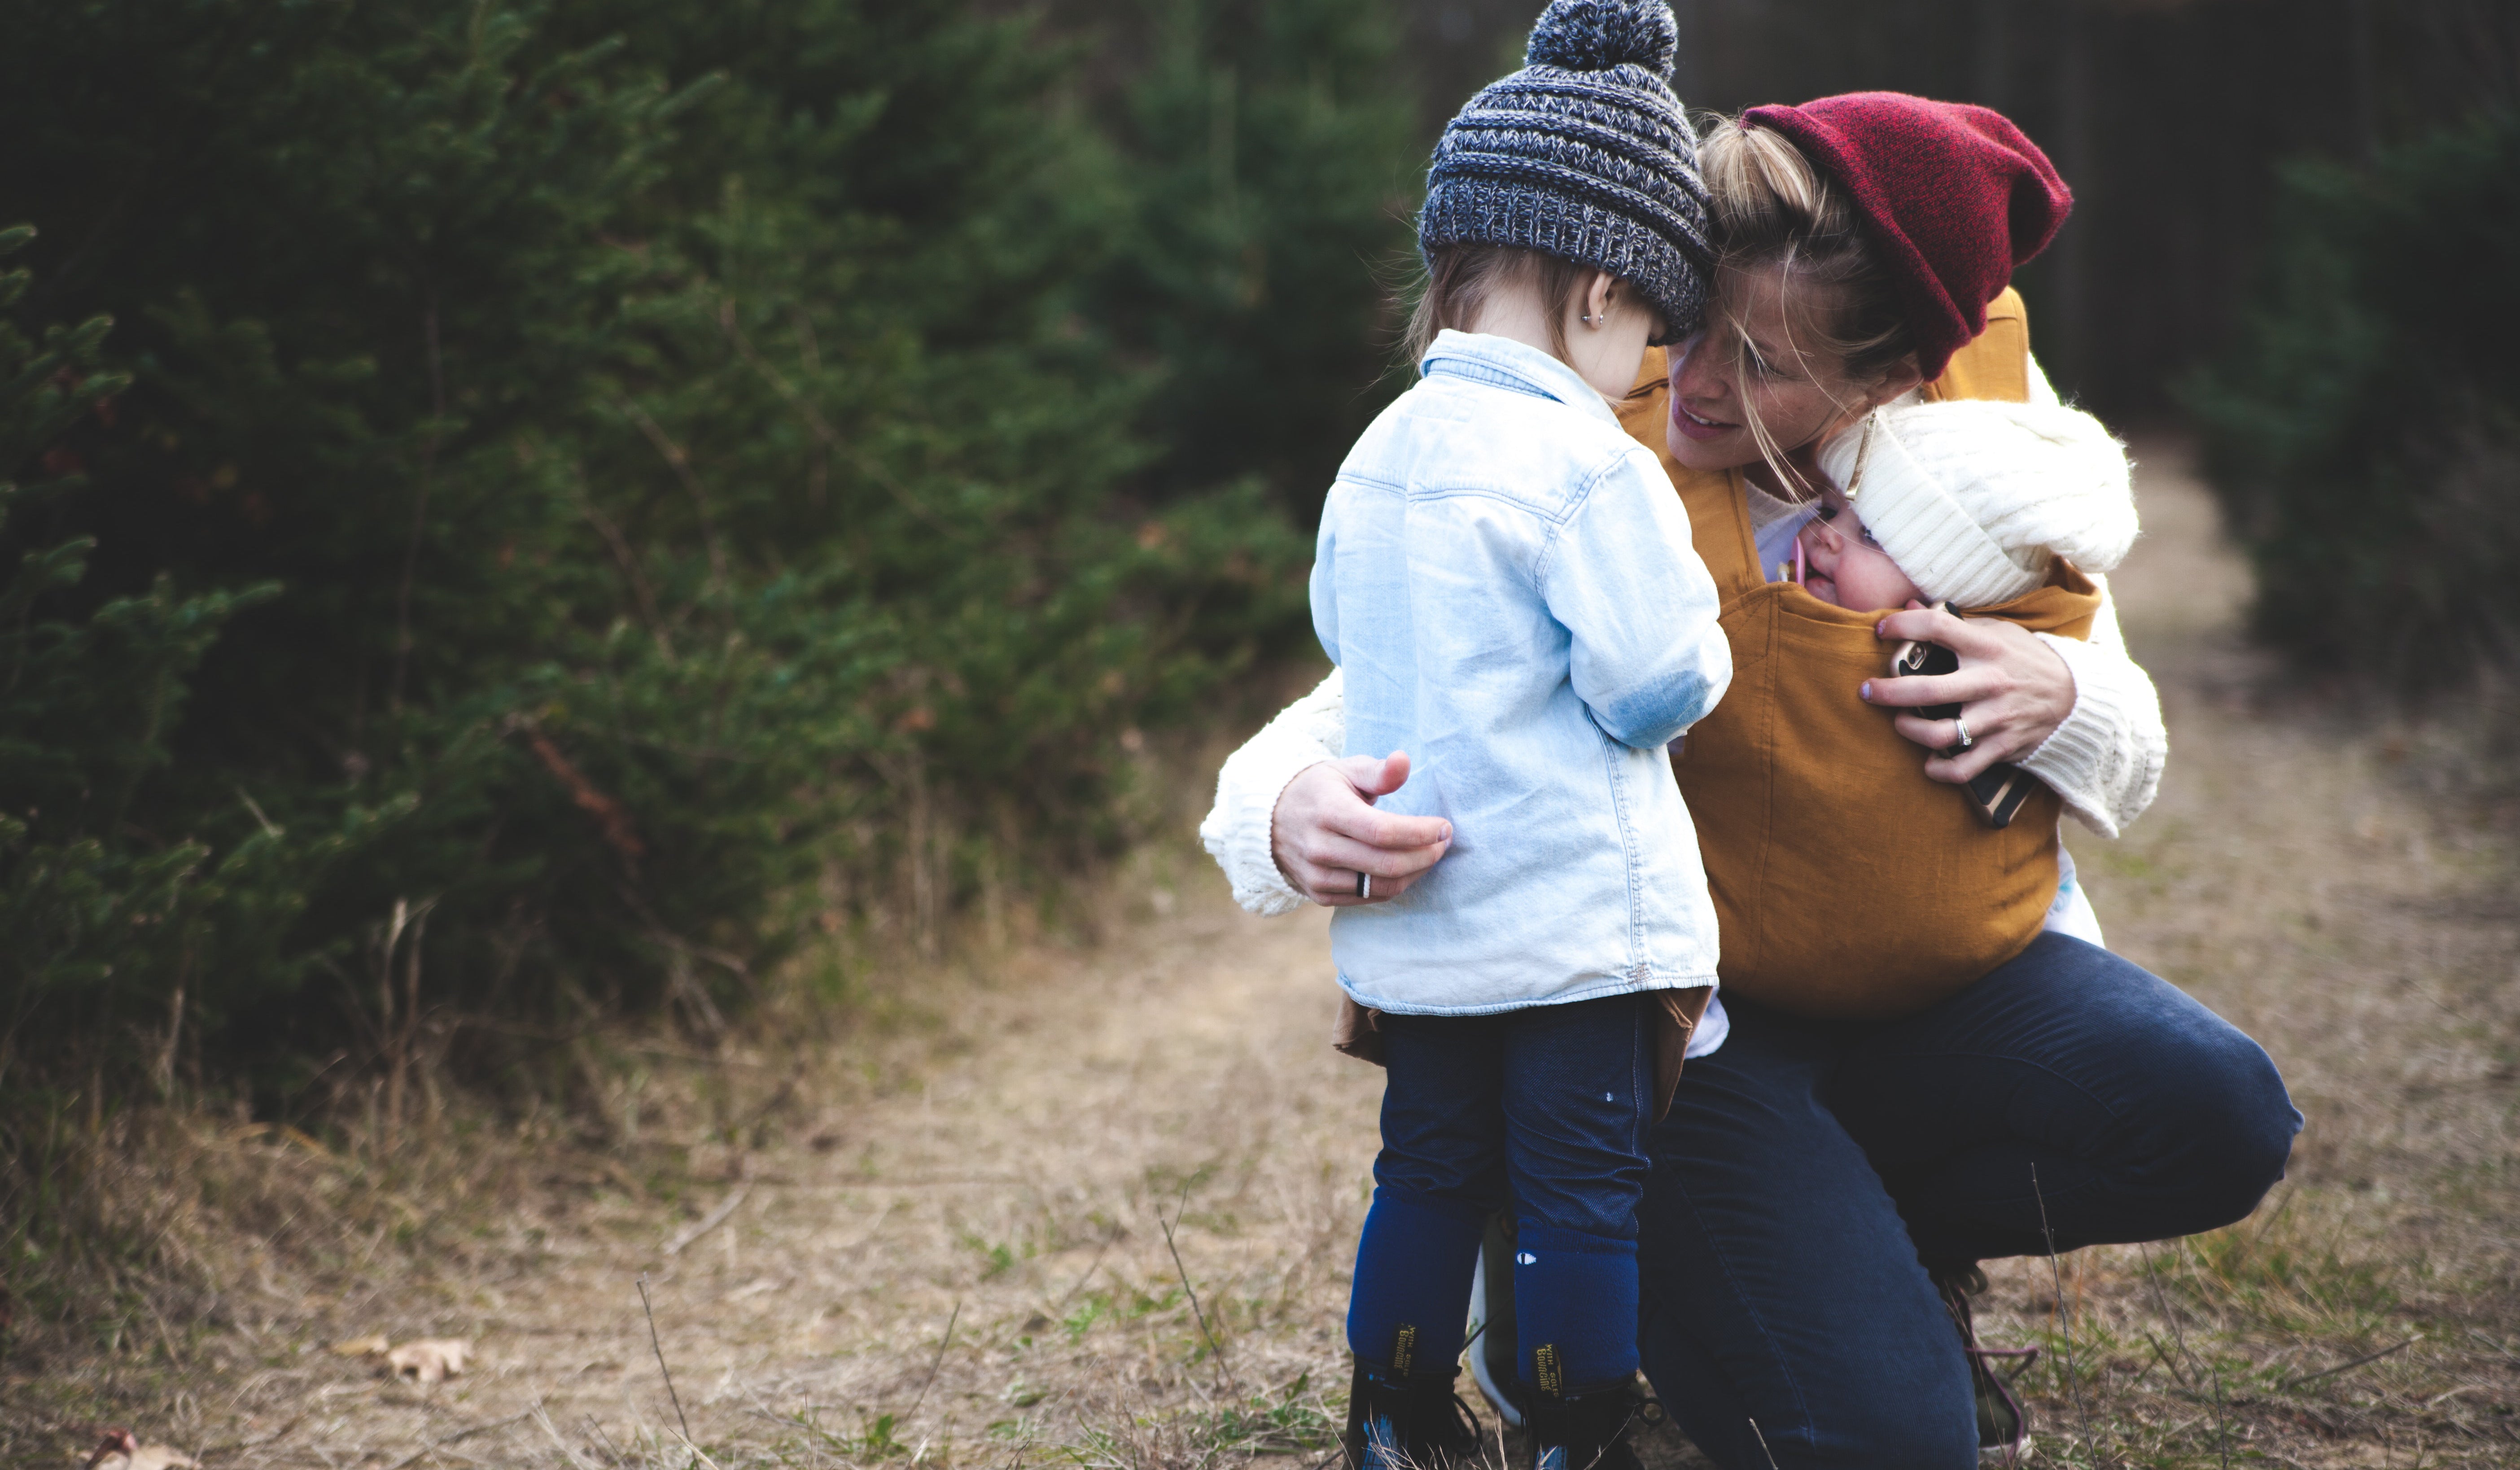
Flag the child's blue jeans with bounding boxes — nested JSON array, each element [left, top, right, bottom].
[[1347, 991, 1651, 1392]]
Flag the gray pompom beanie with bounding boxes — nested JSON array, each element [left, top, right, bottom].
[[1419, 0, 1712, 334]]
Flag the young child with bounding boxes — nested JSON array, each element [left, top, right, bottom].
[[1314, 5, 1729, 1469]]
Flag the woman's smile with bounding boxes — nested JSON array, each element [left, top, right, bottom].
[[1670, 395, 1736, 442]]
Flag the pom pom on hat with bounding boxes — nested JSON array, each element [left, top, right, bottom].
[[1818, 400, 2137, 609], [1524, 0, 1679, 77], [1742, 93, 2072, 380]]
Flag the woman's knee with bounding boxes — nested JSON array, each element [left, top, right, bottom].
[[2144, 1022, 2301, 1229]]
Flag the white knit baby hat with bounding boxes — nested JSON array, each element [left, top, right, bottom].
[[1816, 399, 2138, 607]]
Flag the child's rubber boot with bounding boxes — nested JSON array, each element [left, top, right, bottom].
[[1343, 1356, 1481, 1470], [1522, 1374, 1650, 1470]]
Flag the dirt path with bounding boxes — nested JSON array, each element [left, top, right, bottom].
[[32, 446, 2519, 1467]]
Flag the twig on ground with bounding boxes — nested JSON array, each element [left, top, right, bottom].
[[382, 1405, 539, 1470], [2466, 1328, 2520, 1368], [2135, 1243, 2196, 1388], [534, 1404, 604, 1470], [1746, 1417, 1781, 1470], [907, 1299, 962, 1420], [2140, 1239, 2226, 1466], [2212, 1361, 2230, 1470], [2279, 1334, 2421, 1391], [638, 1273, 693, 1442], [2139, 1331, 2188, 1387], [664, 1172, 755, 1256], [2031, 1164, 2101, 1469], [1052, 1222, 1122, 1314], [1159, 1201, 1234, 1387], [2240, 1184, 2296, 1261], [582, 1413, 626, 1465]]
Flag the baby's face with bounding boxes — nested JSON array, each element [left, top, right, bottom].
[[1794, 486, 1923, 611]]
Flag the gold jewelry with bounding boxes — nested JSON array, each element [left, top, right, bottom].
[[1844, 411, 1879, 499]]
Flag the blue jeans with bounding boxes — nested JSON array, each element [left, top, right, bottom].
[[1353, 993, 1652, 1389], [1636, 933, 2300, 1468]]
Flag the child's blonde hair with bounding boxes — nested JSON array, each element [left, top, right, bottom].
[[1401, 245, 1593, 367], [1698, 117, 1921, 495]]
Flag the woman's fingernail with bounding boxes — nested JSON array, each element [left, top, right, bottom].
[[1859, 681, 1874, 701], [1440, 823, 1453, 841]]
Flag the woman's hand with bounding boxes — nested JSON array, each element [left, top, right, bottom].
[[1863, 603, 2076, 783], [1271, 752, 1453, 907]]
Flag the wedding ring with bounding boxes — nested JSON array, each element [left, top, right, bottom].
[[1952, 715, 1975, 752], [1356, 871, 1371, 899]]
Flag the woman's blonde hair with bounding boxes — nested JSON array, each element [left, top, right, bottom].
[[1698, 117, 1921, 495], [1402, 245, 1592, 366]]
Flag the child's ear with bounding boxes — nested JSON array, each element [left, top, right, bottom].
[[1581, 270, 1618, 328]]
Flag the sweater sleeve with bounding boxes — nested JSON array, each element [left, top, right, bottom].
[[1198, 668, 1348, 916], [2025, 352, 2063, 408], [2018, 574, 2168, 839]]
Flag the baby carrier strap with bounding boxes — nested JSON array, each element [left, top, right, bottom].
[[1919, 288, 2030, 405]]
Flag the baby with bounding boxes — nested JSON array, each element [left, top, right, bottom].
[[1790, 482, 1925, 610], [1785, 398, 2135, 616]]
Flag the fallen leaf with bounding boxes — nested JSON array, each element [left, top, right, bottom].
[[385, 1337, 474, 1384]]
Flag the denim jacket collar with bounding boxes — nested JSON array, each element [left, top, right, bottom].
[[1418, 329, 1621, 428]]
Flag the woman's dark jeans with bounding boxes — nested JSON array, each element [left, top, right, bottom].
[[1636, 932, 2300, 1468]]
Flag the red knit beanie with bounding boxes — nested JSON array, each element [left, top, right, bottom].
[[1740, 92, 2071, 380]]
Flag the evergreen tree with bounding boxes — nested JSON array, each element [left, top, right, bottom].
[[2185, 109, 2520, 690], [1097, 0, 1425, 523], [0, 0, 1362, 1112]]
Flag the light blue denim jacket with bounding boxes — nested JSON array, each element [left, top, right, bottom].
[[1312, 330, 1732, 1015]]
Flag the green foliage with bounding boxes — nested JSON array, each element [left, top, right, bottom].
[[1093, 0, 1425, 522], [0, 227, 365, 1077], [0, 0, 1404, 1116], [2184, 110, 2520, 690]]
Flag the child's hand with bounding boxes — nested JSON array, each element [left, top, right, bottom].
[[1861, 603, 2076, 781], [1270, 751, 1453, 907]]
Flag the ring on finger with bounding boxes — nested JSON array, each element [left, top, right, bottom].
[[1951, 714, 1975, 752], [1356, 870, 1371, 899]]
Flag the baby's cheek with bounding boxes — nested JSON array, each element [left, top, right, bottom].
[[1848, 549, 1923, 610]]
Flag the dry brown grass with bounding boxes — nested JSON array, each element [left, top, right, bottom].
[[3, 442, 2515, 1468]]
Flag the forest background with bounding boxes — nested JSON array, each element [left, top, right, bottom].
[[1, 0, 2515, 1345]]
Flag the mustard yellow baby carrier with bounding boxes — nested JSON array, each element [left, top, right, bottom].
[[1614, 290, 2101, 1020]]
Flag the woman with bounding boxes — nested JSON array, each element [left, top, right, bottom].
[[1203, 94, 2299, 1467]]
